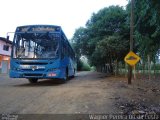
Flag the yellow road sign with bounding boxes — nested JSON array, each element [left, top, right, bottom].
[[124, 51, 140, 66]]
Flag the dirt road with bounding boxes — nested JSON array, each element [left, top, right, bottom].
[[0, 71, 159, 116], [0, 71, 117, 114]]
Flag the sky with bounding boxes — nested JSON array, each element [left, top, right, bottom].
[[0, 0, 128, 40]]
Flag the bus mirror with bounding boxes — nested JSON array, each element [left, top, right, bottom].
[[6, 36, 9, 41]]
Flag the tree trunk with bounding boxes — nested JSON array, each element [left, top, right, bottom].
[[137, 63, 139, 79], [117, 62, 119, 75], [142, 61, 145, 75], [109, 63, 113, 74], [147, 54, 151, 80], [153, 62, 156, 79], [115, 60, 118, 76], [133, 65, 136, 80], [101, 65, 103, 72], [109, 55, 113, 74], [125, 63, 127, 77]]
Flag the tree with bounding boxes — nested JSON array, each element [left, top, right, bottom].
[[133, 0, 160, 79], [72, 6, 130, 73]]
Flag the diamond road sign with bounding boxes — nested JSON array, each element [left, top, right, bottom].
[[124, 51, 141, 66]]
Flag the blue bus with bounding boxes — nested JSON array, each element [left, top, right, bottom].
[[9, 25, 76, 83]]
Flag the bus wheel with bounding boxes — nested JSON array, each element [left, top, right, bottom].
[[65, 68, 69, 81], [71, 69, 75, 78], [28, 78, 38, 83], [73, 69, 76, 78]]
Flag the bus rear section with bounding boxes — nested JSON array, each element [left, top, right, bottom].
[[9, 25, 76, 83]]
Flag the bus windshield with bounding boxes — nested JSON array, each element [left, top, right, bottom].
[[13, 32, 60, 59]]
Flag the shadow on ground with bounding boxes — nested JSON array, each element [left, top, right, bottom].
[[13, 79, 70, 87]]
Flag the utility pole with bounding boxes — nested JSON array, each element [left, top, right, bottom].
[[128, 0, 134, 84]]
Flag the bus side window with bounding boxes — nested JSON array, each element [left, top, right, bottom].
[[64, 43, 68, 56], [64, 45, 66, 57], [69, 49, 70, 57], [66, 46, 68, 57], [61, 42, 65, 59]]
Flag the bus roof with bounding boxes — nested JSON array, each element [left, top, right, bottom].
[[16, 25, 62, 33], [17, 25, 61, 28]]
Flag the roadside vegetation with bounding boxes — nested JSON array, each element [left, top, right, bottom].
[[77, 58, 91, 71], [71, 0, 160, 79]]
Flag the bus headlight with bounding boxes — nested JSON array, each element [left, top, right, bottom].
[[16, 68, 21, 71], [11, 67, 21, 71]]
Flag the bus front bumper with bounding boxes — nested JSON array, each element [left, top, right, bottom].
[[9, 69, 65, 79]]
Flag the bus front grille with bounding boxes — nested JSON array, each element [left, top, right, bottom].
[[23, 74, 44, 77], [18, 62, 48, 65], [22, 69, 45, 72]]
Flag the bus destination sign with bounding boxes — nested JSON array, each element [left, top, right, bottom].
[[17, 26, 61, 32]]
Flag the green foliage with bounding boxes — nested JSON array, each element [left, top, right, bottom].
[[77, 59, 91, 71], [134, 0, 160, 60], [76, 58, 83, 71], [90, 66, 96, 71], [71, 27, 88, 57], [81, 61, 91, 71], [72, 6, 130, 70], [152, 64, 160, 70], [71, 2, 160, 73], [137, 63, 160, 70]]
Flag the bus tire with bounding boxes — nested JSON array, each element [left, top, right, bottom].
[[71, 69, 75, 78], [65, 68, 69, 80], [28, 78, 38, 83]]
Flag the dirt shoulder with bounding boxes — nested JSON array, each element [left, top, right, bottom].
[[107, 75, 160, 115]]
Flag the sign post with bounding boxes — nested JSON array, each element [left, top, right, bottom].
[[128, 0, 134, 84], [124, 51, 140, 84]]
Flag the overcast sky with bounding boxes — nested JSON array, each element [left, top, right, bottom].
[[0, 0, 128, 40]]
